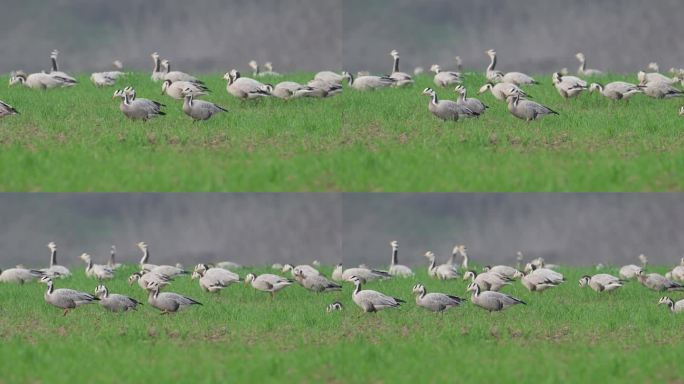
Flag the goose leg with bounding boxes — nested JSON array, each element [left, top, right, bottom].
[[63, 308, 70, 316]]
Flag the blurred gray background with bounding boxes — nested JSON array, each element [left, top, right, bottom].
[[1, 0, 682, 75], [1, 194, 683, 268]]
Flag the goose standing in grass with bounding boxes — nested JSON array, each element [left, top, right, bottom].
[[48, 50, 77, 83], [422, 87, 472, 121], [161, 59, 203, 84], [0, 266, 43, 284], [388, 50, 414, 87], [80, 253, 114, 280], [146, 281, 201, 315], [9, 70, 77, 89], [271, 81, 316, 99], [424, 251, 458, 280], [349, 276, 404, 313], [94, 285, 142, 312], [282, 264, 320, 278], [162, 80, 208, 100], [41, 242, 71, 278], [113, 89, 165, 121], [128, 271, 171, 291], [192, 264, 239, 293], [637, 270, 683, 291], [0, 100, 19, 117], [294, 270, 341, 293], [467, 282, 525, 312], [107, 246, 122, 270], [137, 242, 157, 271], [430, 64, 461, 87], [477, 82, 527, 102], [482, 265, 523, 280], [40, 276, 98, 316], [638, 81, 684, 99], [306, 79, 343, 98], [326, 301, 344, 313], [578, 274, 624, 292], [454, 85, 487, 116], [249, 60, 265, 77], [412, 283, 464, 313], [388, 241, 414, 277], [521, 264, 564, 292], [665, 259, 684, 281], [506, 94, 558, 122], [619, 264, 642, 280], [180, 88, 227, 122], [589, 82, 642, 101], [552, 72, 587, 99], [314, 71, 344, 84], [485, 50, 537, 85], [463, 270, 511, 292], [484, 49, 504, 81], [245, 273, 292, 299], [332, 264, 391, 283], [658, 297, 684, 313], [575, 53, 603, 76], [150, 52, 165, 82], [342, 71, 395, 91], [224, 70, 271, 100]]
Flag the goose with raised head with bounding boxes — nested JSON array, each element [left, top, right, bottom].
[[326, 301, 344, 313], [485, 50, 537, 85], [94, 285, 142, 312], [467, 282, 524, 312], [0, 100, 19, 118], [40, 276, 98, 316], [294, 270, 341, 293], [113, 89, 165, 121], [507, 94, 558, 121], [430, 64, 461, 87], [637, 270, 683, 291], [180, 88, 227, 122], [48, 50, 77, 83], [40, 242, 71, 278], [263, 62, 282, 77], [314, 71, 344, 84], [151, 52, 165, 82], [136, 242, 157, 271], [146, 281, 201, 314], [0, 267, 43, 284], [342, 71, 395, 91], [332, 263, 391, 283], [658, 297, 684, 313], [589, 82, 642, 101], [349, 275, 404, 313], [463, 270, 511, 292], [245, 273, 292, 299], [424, 251, 458, 280], [282, 264, 320, 278], [638, 81, 684, 99], [482, 265, 523, 280], [552, 72, 587, 99], [248, 60, 265, 77], [388, 241, 414, 277], [484, 49, 503, 81], [477, 82, 527, 102], [388, 50, 414, 87], [422, 87, 474, 121], [9, 70, 77, 89], [575, 53, 603, 76], [106, 246, 122, 270], [412, 283, 464, 312], [578, 274, 623, 292], [80, 253, 114, 280], [224, 70, 271, 100], [161, 59, 203, 84], [128, 271, 171, 291], [454, 86, 487, 116]]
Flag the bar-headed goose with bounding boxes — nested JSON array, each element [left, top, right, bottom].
[[331, 263, 391, 283], [162, 79, 208, 100], [342, 71, 395, 90], [482, 265, 523, 280], [40, 276, 98, 316], [150, 52, 165, 82], [388, 50, 414, 87], [477, 82, 527, 101], [589, 82, 642, 101], [638, 81, 684, 99], [349, 275, 404, 313], [666, 261, 684, 282], [412, 283, 464, 312], [637, 71, 681, 86], [282, 264, 320, 278], [506, 94, 558, 121], [306, 79, 343, 97], [180, 88, 227, 122], [0, 267, 43, 284], [388, 241, 414, 277], [49, 50, 77, 83], [128, 271, 171, 291], [424, 251, 458, 280], [658, 297, 684, 313], [575, 53, 603, 76], [637, 270, 683, 291], [40, 242, 71, 278], [161, 59, 203, 84], [484, 49, 504, 81], [263, 62, 282, 77], [326, 301, 344, 313], [485, 50, 537, 85], [422, 87, 473, 121], [90, 71, 125, 87], [113, 89, 165, 121], [467, 282, 525, 312], [245, 273, 292, 299], [224, 70, 271, 100], [552, 72, 587, 99], [271, 81, 316, 99], [146, 281, 202, 314], [430, 64, 461, 87], [9, 70, 76, 89], [80, 253, 114, 280], [294, 270, 341, 293], [578, 274, 623, 292], [0, 100, 19, 118], [192, 264, 239, 293], [94, 285, 142, 312], [463, 270, 511, 292], [107, 246, 122, 270], [314, 71, 344, 84], [454, 85, 487, 115]]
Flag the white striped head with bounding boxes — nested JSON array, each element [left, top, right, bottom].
[[575, 52, 586, 62], [161, 79, 173, 93], [552, 72, 562, 84], [137, 242, 148, 250], [248, 60, 258, 70], [423, 251, 435, 259], [326, 301, 343, 313], [390, 240, 398, 250], [39, 275, 52, 284], [146, 280, 161, 291], [589, 83, 602, 93], [128, 272, 142, 285], [223, 72, 232, 82], [429, 64, 441, 74], [194, 263, 209, 274], [454, 85, 466, 94], [466, 282, 479, 294], [123, 86, 136, 98], [9, 72, 26, 86], [47, 242, 57, 251], [230, 69, 240, 80], [244, 273, 256, 285], [191, 271, 202, 280], [523, 262, 535, 274], [422, 87, 435, 96], [486, 49, 496, 57], [463, 270, 476, 281], [181, 87, 196, 97], [282, 264, 294, 273], [578, 275, 591, 287], [113, 89, 125, 99], [347, 275, 362, 284], [94, 285, 108, 297], [478, 83, 493, 94], [264, 62, 274, 72], [161, 59, 170, 69], [80, 253, 91, 261], [658, 297, 673, 307], [411, 283, 426, 295], [390, 49, 399, 58]]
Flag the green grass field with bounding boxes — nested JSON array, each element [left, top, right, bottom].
[[0, 72, 683, 191], [1, 264, 682, 383]]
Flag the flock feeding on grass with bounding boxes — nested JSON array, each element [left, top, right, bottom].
[[2, 48, 683, 123], [2, 240, 684, 316]]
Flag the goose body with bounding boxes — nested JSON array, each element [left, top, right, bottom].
[[181, 91, 227, 121], [271, 81, 316, 99], [314, 71, 344, 84], [282, 264, 320, 278], [424, 251, 458, 280], [332, 264, 391, 283], [90, 71, 124, 87], [482, 265, 523, 280], [454, 85, 487, 116], [150, 265, 187, 278], [666, 265, 684, 282], [245, 273, 292, 298], [9, 71, 76, 89], [389, 50, 414, 87], [658, 296, 684, 313], [162, 80, 208, 100], [107, 246, 122, 270], [578, 274, 623, 292], [575, 53, 603, 76], [552, 72, 587, 99], [40, 276, 98, 315], [467, 282, 524, 312], [48, 50, 77, 83], [638, 71, 680, 86], [388, 241, 414, 277], [0, 100, 19, 117], [507, 94, 558, 121], [224, 70, 271, 99], [412, 283, 464, 312], [350, 276, 404, 313], [0, 267, 43, 284], [192, 264, 239, 292], [422, 87, 471, 121], [619, 264, 642, 280], [129, 271, 171, 291], [94, 285, 141, 312], [638, 81, 684, 99], [113, 89, 165, 121], [80, 253, 114, 280], [430, 64, 461, 87], [40, 242, 71, 278], [147, 281, 201, 314], [463, 270, 511, 292], [637, 271, 683, 291], [161, 59, 202, 84], [306, 79, 343, 97], [589, 82, 642, 100], [478, 82, 527, 101], [294, 270, 341, 293], [343, 71, 395, 90]]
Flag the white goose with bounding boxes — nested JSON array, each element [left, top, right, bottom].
[[388, 241, 413, 277], [244, 273, 292, 299], [424, 251, 458, 280], [80, 253, 114, 280], [41, 242, 71, 278]]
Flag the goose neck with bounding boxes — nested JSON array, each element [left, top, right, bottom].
[[430, 93, 439, 105], [154, 57, 161, 73], [46, 281, 54, 295], [391, 248, 398, 266], [353, 280, 362, 295], [140, 248, 149, 264], [393, 56, 400, 73], [51, 56, 59, 72], [487, 53, 496, 72], [50, 249, 57, 267]]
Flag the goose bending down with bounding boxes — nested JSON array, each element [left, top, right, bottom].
[[638, 81, 684, 99], [477, 82, 527, 101], [107, 246, 122, 270], [192, 264, 240, 293], [507, 94, 558, 122], [388, 241, 414, 277], [162, 80, 208, 100], [113, 89, 165, 121], [637, 270, 683, 291], [9, 71, 77, 89], [282, 264, 320, 278], [658, 297, 684, 313], [0, 267, 43, 284], [482, 265, 523, 280], [94, 285, 142, 312], [637, 71, 681, 86], [552, 72, 587, 99], [454, 86, 487, 116], [271, 81, 316, 99], [245, 273, 292, 299], [525, 263, 564, 282], [0, 100, 19, 117], [430, 65, 461, 87], [80, 253, 114, 280], [619, 264, 642, 280], [424, 251, 458, 280], [666, 261, 684, 282], [326, 301, 344, 313], [463, 270, 511, 292], [485, 50, 537, 85], [342, 71, 395, 90], [128, 271, 171, 291], [181, 88, 227, 122], [578, 274, 624, 292], [294, 270, 341, 293], [160, 59, 202, 84], [388, 50, 414, 87], [306, 79, 343, 97], [146, 281, 201, 314], [412, 283, 464, 312], [49, 50, 77, 83], [40, 276, 98, 316], [90, 71, 125, 87], [575, 53, 603, 76], [314, 71, 344, 84], [40, 242, 71, 278], [224, 70, 271, 100], [467, 282, 525, 312], [332, 264, 391, 283], [589, 82, 642, 101], [422, 87, 474, 121], [349, 275, 404, 313], [521, 266, 564, 292]]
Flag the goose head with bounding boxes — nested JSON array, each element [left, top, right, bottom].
[[658, 296, 673, 307], [137, 242, 148, 251], [9, 71, 26, 86], [638, 254, 648, 266], [516, 251, 524, 261], [423, 251, 435, 260], [193, 263, 209, 274], [422, 87, 435, 97], [454, 85, 465, 95], [191, 271, 203, 280], [79, 253, 91, 262], [39, 275, 53, 285], [282, 264, 294, 273], [578, 275, 591, 287], [485, 49, 496, 57], [128, 272, 142, 285], [637, 71, 647, 84], [454, 245, 467, 256], [151, 52, 160, 60], [462, 270, 476, 281], [222, 72, 232, 82], [647, 62, 659, 72], [506, 93, 520, 105], [466, 281, 479, 294], [146, 280, 161, 292], [588, 83, 602, 93], [390, 49, 399, 58], [326, 301, 343, 313], [411, 283, 426, 296], [94, 285, 107, 297], [390, 240, 398, 250], [47, 242, 57, 251], [575, 52, 586, 62], [523, 262, 535, 274], [244, 273, 256, 285], [181, 87, 196, 97], [477, 83, 493, 94], [347, 275, 362, 285], [113, 89, 125, 100], [264, 62, 274, 72], [123, 86, 136, 98], [160, 59, 170, 70], [482, 265, 491, 272], [429, 64, 441, 74], [161, 79, 173, 94], [248, 60, 258, 71]]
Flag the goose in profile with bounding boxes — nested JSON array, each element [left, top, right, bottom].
[[249, 60, 265, 77], [0, 266, 43, 284], [388, 50, 414, 87], [48, 50, 77, 83], [215, 261, 242, 270], [424, 251, 458, 280], [485, 50, 537, 85], [112, 89, 165, 121], [146, 281, 202, 314], [80, 253, 114, 280], [484, 49, 504, 81], [40, 242, 71, 278], [94, 285, 142, 312], [349, 275, 404, 313], [412, 283, 464, 312], [388, 241, 414, 277], [314, 71, 344, 84], [331, 264, 391, 283], [575, 53, 603, 76], [463, 270, 512, 292], [136, 242, 187, 276], [342, 71, 395, 90], [244, 273, 293, 299], [9, 70, 77, 89], [665, 259, 684, 281], [578, 274, 624, 292], [326, 301, 344, 313], [294, 270, 341, 293], [619, 264, 642, 280], [161, 59, 203, 84], [192, 264, 240, 293], [525, 262, 564, 281], [477, 82, 527, 101], [552, 72, 587, 99], [521, 264, 564, 292], [40, 276, 98, 316], [430, 64, 461, 87], [636, 270, 683, 291], [271, 81, 316, 99], [180, 88, 227, 122], [0, 100, 19, 117], [162, 80, 208, 100], [506, 94, 558, 121], [306, 79, 343, 97], [107, 246, 122, 270], [638, 81, 684, 99], [482, 265, 523, 280], [658, 297, 684, 313], [136, 242, 157, 271], [454, 85, 487, 116], [467, 282, 525, 312], [422, 87, 473, 121], [128, 271, 171, 291], [224, 70, 271, 100], [90, 71, 125, 87], [637, 71, 681, 86], [282, 264, 320, 278], [151, 52, 165, 82], [589, 82, 642, 101]]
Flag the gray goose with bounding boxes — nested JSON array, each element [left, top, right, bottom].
[[40, 276, 98, 316], [94, 285, 142, 312], [146, 281, 202, 314], [113, 89, 165, 121], [349, 275, 404, 313], [0, 100, 19, 117], [412, 283, 464, 312], [181, 88, 227, 122], [467, 282, 525, 312], [506, 94, 558, 121]]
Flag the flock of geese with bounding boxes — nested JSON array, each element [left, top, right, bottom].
[[2, 240, 684, 316], [2, 49, 684, 122]]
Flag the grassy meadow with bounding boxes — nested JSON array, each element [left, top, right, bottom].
[[0, 71, 683, 191], [1, 264, 683, 383]]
